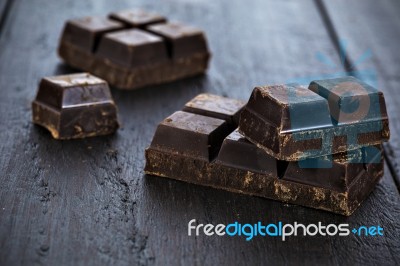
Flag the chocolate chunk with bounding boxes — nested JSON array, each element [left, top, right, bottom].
[[238, 78, 390, 160], [96, 29, 168, 67], [60, 17, 125, 52], [182, 93, 245, 127], [32, 73, 119, 139], [58, 10, 211, 89], [109, 9, 166, 27], [145, 93, 384, 215], [149, 111, 231, 161], [147, 22, 208, 59]]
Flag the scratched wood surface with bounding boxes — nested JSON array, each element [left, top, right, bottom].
[[322, 0, 400, 194], [0, 0, 399, 265]]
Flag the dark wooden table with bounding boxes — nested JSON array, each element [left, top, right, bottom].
[[0, 0, 399, 265]]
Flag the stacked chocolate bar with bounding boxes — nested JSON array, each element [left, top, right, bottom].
[[58, 9, 210, 90], [145, 77, 390, 215]]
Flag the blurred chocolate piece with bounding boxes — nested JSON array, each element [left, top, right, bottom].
[[96, 29, 168, 67], [58, 10, 211, 90], [32, 73, 119, 139], [147, 22, 208, 58], [182, 93, 245, 127], [60, 17, 125, 52], [145, 93, 384, 216], [239, 78, 390, 160], [109, 9, 166, 27]]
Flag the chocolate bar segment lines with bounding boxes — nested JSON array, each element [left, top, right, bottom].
[[145, 93, 384, 215], [58, 9, 211, 89]]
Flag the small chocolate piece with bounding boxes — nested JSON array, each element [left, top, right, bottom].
[[32, 73, 119, 139], [109, 9, 166, 27], [147, 22, 208, 58], [58, 10, 211, 90], [145, 93, 384, 215], [96, 29, 168, 67], [60, 17, 125, 52], [150, 111, 231, 161], [238, 78, 390, 160], [182, 93, 245, 127]]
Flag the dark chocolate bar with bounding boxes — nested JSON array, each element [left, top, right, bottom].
[[58, 9, 210, 90], [145, 93, 384, 215], [32, 73, 119, 139], [238, 77, 390, 160]]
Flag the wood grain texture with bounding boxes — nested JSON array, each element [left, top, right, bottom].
[[322, 0, 400, 192], [0, 0, 399, 265]]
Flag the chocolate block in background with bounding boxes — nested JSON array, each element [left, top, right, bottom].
[[238, 77, 390, 161], [32, 73, 119, 139], [147, 22, 209, 59], [58, 9, 211, 90], [96, 29, 168, 68], [60, 17, 125, 53], [109, 9, 166, 27], [182, 93, 245, 127], [145, 93, 384, 215]]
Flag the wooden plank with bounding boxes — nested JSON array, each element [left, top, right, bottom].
[[0, 0, 398, 265], [321, 0, 400, 191]]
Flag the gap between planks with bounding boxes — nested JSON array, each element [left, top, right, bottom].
[[0, 0, 14, 39], [313, 0, 400, 194]]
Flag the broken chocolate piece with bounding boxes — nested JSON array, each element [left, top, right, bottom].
[[32, 73, 119, 139], [109, 9, 166, 27], [58, 10, 211, 90], [147, 22, 208, 59], [182, 93, 245, 127], [238, 78, 390, 160], [145, 93, 384, 216]]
